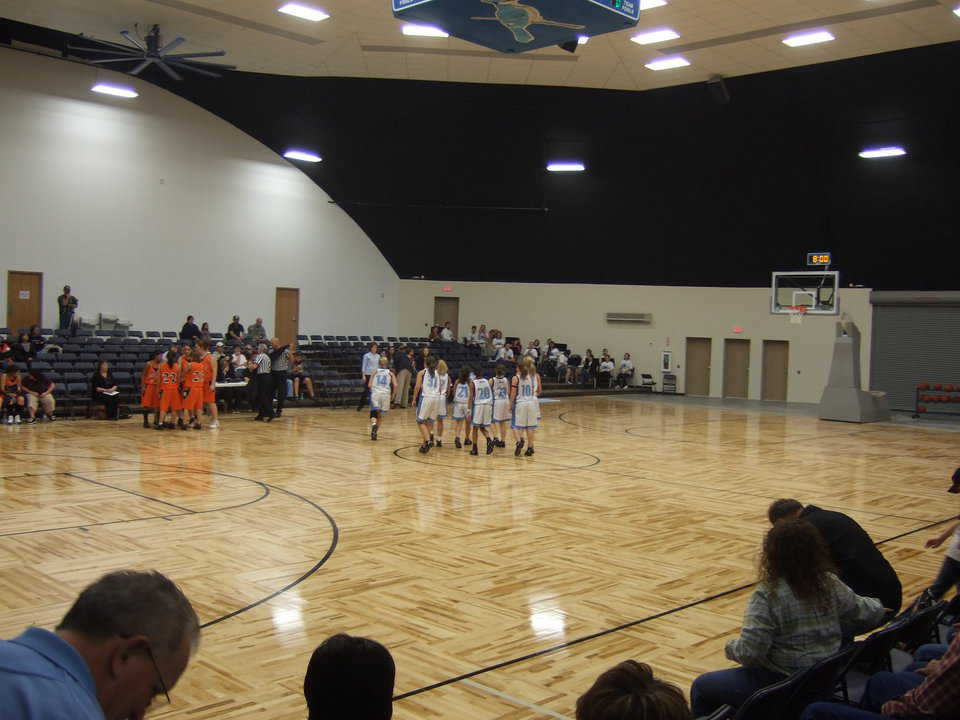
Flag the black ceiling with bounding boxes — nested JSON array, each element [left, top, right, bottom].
[[3, 17, 959, 289]]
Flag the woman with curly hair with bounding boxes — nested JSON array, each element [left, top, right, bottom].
[[690, 519, 887, 716]]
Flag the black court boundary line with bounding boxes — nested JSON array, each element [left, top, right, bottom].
[[5, 452, 339, 630], [394, 513, 958, 701], [65, 472, 198, 513]]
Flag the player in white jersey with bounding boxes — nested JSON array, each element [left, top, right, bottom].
[[451, 366, 472, 449], [510, 357, 541, 457], [469, 372, 495, 455], [413, 356, 443, 453], [490, 364, 511, 448], [367, 356, 396, 441], [435, 359, 450, 447]]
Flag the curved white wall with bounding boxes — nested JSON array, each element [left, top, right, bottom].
[[0, 49, 398, 336]]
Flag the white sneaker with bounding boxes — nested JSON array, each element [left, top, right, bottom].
[[5, 416, 12, 425], [208, 420, 220, 429], [14, 416, 21, 424]]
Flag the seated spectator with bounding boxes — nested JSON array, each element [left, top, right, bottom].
[[304, 634, 395, 720], [3, 365, 25, 424], [22, 367, 56, 423], [428, 325, 442, 342], [440, 321, 454, 342], [768, 499, 902, 616], [579, 350, 598, 385], [231, 346, 248, 377], [0, 337, 12, 364], [247, 317, 267, 342], [217, 357, 244, 413], [491, 330, 505, 352], [28, 325, 48, 357], [800, 629, 959, 719], [91, 360, 121, 421], [547, 340, 559, 360], [180, 315, 201, 342], [690, 520, 885, 716], [599, 354, 615, 387], [227, 316, 245, 343], [290, 352, 316, 402], [495, 345, 515, 362], [200, 322, 211, 341], [577, 660, 692, 720], [617, 353, 634, 389], [0, 569, 200, 720], [556, 349, 572, 383], [526, 341, 539, 362], [466, 325, 480, 348], [12, 332, 34, 364]]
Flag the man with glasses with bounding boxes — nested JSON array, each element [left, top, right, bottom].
[[0, 569, 199, 719]]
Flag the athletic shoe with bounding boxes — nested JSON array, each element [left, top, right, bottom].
[[180, 423, 187, 430], [436, 440, 442, 448], [470, 445, 479, 456], [177, 419, 185, 429], [514, 441, 523, 457], [371, 424, 378, 441], [208, 421, 220, 429], [14, 416, 21, 424], [464, 439, 472, 446], [6, 416, 12, 425], [455, 437, 462, 449], [25, 418, 36, 425], [419, 442, 429, 454], [486, 438, 494, 455], [265, 416, 273, 422], [154, 424, 164, 430], [498, 439, 506, 448], [48, 415, 56, 422], [192, 423, 202, 430], [524, 446, 535, 457], [164, 422, 175, 429]]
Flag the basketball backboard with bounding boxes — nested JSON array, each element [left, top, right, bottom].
[[771, 271, 839, 315]]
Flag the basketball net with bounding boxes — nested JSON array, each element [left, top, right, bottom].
[[787, 305, 809, 324]]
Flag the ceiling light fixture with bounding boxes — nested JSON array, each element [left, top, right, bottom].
[[90, 83, 138, 98], [577, 35, 590, 45], [858, 146, 906, 159], [402, 24, 449, 37], [953, 5, 960, 16], [644, 56, 690, 70], [284, 149, 323, 162], [547, 162, 585, 172], [277, 3, 330, 22], [630, 28, 680, 45], [639, 0, 668, 8], [782, 30, 835, 47]]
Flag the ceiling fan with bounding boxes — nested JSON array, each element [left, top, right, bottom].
[[67, 23, 235, 81]]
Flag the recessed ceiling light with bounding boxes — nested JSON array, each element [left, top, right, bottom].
[[547, 162, 585, 172], [644, 56, 690, 70], [284, 149, 322, 162], [91, 83, 138, 98], [858, 146, 906, 159], [639, 0, 668, 8], [782, 30, 835, 47], [277, 3, 329, 22], [402, 24, 449, 38], [954, 5, 960, 16], [630, 28, 680, 45], [577, 35, 590, 45]]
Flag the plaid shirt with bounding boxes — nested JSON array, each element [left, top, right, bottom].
[[725, 574, 885, 676], [883, 631, 960, 718]]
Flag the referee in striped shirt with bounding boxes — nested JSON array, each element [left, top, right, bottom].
[[270, 338, 292, 418], [251, 344, 273, 421]]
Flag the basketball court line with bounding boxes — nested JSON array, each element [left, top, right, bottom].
[[393, 512, 956, 702], [65, 471, 198, 513], [461, 679, 576, 720]]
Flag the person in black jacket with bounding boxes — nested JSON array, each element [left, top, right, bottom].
[[90, 360, 120, 420], [768, 498, 902, 615], [180, 315, 201, 342]]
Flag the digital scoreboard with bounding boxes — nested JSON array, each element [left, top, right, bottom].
[[806, 252, 832, 266], [392, 0, 641, 53]]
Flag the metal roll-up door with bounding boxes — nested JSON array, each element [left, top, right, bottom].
[[870, 292, 960, 411]]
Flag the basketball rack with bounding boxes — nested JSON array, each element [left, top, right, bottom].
[[785, 305, 809, 324]]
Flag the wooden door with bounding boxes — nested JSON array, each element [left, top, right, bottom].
[[433, 297, 460, 339], [275, 287, 299, 347], [723, 339, 751, 399], [684, 337, 712, 396], [7, 271, 42, 333], [761, 340, 789, 402]]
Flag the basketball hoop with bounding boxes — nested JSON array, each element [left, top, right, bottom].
[[786, 305, 809, 324]]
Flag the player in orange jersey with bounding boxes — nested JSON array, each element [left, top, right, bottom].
[[182, 349, 206, 430], [196, 339, 220, 429], [157, 350, 185, 430], [140, 350, 163, 429]]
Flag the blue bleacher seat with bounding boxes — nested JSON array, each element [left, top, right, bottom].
[[122, 337, 140, 344], [146, 331, 160, 337], [127, 330, 143, 338], [210, 332, 224, 339], [40, 328, 54, 335], [162, 331, 177, 338], [31, 361, 52, 372]]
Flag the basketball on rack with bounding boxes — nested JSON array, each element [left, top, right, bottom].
[[945, 384, 954, 392], [918, 382, 930, 390], [934, 384, 943, 390]]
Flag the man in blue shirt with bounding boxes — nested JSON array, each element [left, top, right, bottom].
[[357, 342, 380, 411], [0, 569, 199, 720]]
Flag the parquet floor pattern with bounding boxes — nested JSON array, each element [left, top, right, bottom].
[[0, 396, 955, 719]]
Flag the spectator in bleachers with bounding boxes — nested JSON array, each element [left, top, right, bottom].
[[440, 321, 454, 341], [477, 324, 488, 343], [13, 333, 34, 364], [22, 368, 56, 423], [217, 357, 244, 414], [28, 325, 48, 357], [491, 329, 505, 353], [556, 349, 572, 383], [616, 353, 634, 389], [415, 347, 430, 373], [547, 340, 559, 360], [180, 316, 201, 342], [231, 346, 248, 377], [0, 569, 200, 720], [200, 322, 211, 341], [0, 337, 12, 364], [248, 317, 267, 342], [466, 325, 480, 348], [577, 660, 692, 720], [290, 352, 316, 402], [56, 285, 78, 331], [914, 512, 960, 609], [599, 353, 615, 387], [227, 316, 245, 343], [495, 344, 514, 362], [392, 346, 413, 408], [579, 350, 598, 385], [3, 365, 25, 424], [91, 360, 121, 421], [303, 633, 395, 720], [689, 520, 886, 716], [800, 629, 959, 720], [768, 499, 902, 616], [526, 341, 539, 362]]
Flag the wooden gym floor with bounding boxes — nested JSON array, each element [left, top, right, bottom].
[[0, 395, 956, 719]]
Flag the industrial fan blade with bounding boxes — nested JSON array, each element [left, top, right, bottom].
[[164, 50, 227, 59], [159, 37, 186, 55], [167, 61, 221, 78], [130, 58, 154, 75], [67, 44, 140, 56], [89, 57, 145, 64], [155, 61, 183, 81], [119, 30, 146, 50], [72, 36, 143, 53]]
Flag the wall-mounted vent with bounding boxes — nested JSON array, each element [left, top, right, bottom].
[[606, 312, 652, 324]]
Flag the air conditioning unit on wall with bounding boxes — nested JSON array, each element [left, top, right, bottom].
[[605, 312, 652, 324]]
